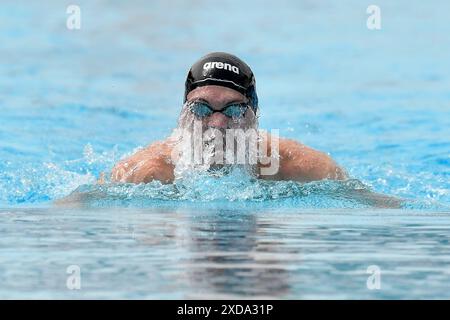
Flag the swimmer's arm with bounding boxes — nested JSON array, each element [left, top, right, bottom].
[[110, 140, 175, 184], [277, 139, 348, 182]]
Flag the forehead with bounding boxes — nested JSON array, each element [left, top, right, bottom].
[[186, 85, 246, 102]]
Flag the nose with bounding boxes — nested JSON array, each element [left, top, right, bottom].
[[206, 112, 228, 129]]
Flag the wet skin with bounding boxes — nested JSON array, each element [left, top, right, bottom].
[[110, 85, 348, 184]]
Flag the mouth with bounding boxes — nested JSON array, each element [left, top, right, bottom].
[[203, 126, 228, 137]]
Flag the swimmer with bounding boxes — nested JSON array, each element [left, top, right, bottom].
[[110, 52, 348, 184]]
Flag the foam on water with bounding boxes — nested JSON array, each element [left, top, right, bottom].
[[1, 1, 449, 210], [43, 148, 448, 211], [1, 137, 448, 210], [1, 0, 450, 299]]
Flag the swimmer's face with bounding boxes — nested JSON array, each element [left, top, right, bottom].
[[185, 85, 256, 130]]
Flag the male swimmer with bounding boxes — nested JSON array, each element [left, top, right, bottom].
[[110, 52, 348, 184]]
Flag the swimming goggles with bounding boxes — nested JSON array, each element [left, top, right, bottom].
[[187, 100, 249, 119]]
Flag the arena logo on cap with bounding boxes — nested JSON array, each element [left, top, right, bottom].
[[203, 62, 240, 75]]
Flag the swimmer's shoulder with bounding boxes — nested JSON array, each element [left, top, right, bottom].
[[258, 130, 347, 181], [110, 138, 176, 183], [257, 129, 300, 158]]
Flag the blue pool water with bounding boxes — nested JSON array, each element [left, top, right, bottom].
[[1, 0, 449, 299]]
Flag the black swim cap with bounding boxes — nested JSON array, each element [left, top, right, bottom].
[[184, 52, 258, 111]]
